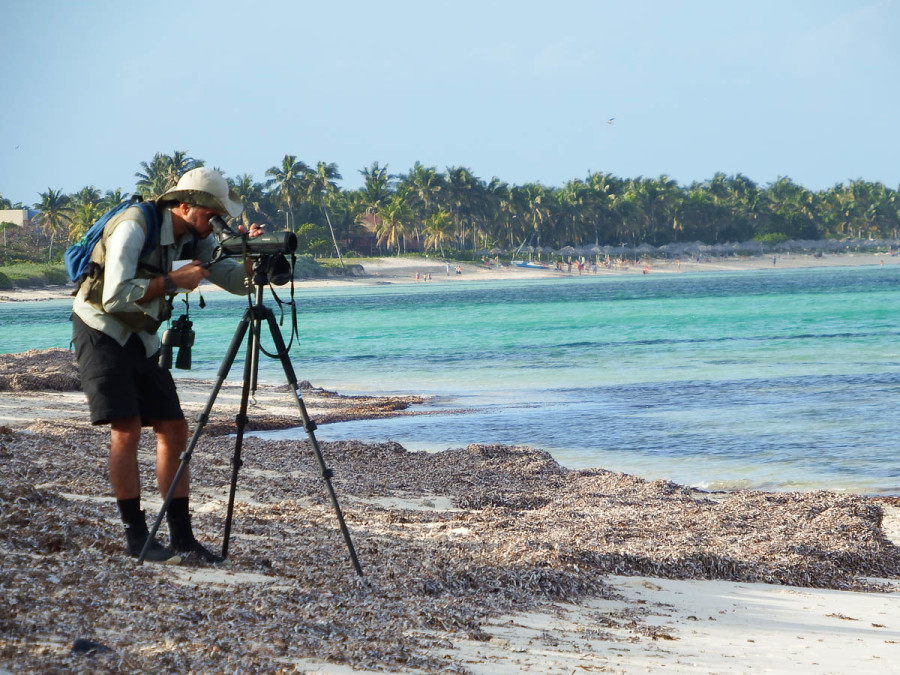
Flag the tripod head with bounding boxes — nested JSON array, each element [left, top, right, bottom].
[[251, 252, 294, 287]]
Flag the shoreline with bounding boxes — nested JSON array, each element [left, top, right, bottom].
[[1, 354, 899, 671], [2, 251, 899, 302]]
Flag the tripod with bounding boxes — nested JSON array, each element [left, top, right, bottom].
[[139, 259, 363, 576]]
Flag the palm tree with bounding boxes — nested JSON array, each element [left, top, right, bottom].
[[397, 163, 446, 249], [359, 161, 394, 207], [558, 179, 592, 246], [265, 155, 310, 233], [764, 177, 816, 239], [520, 183, 551, 248], [306, 161, 345, 266], [229, 174, 267, 230], [101, 188, 125, 211], [134, 151, 202, 199], [374, 195, 412, 255], [68, 186, 103, 242], [33, 188, 73, 261], [423, 209, 454, 257], [622, 175, 682, 245], [586, 171, 621, 245], [443, 166, 483, 249], [483, 177, 513, 249], [722, 173, 761, 242], [135, 154, 171, 198], [166, 150, 201, 187]]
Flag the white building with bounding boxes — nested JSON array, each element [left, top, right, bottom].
[[0, 209, 39, 226]]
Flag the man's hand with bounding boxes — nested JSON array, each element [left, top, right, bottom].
[[239, 223, 266, 238], [168, 260, 210, 291]]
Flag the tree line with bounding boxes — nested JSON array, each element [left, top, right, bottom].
[[2, 150, 899, 263]]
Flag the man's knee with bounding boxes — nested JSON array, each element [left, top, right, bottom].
[[154, 418, 189, 446], [110, 417, 142, 449]]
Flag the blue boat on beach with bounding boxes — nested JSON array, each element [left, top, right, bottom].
[[512, 260, 551, 269]]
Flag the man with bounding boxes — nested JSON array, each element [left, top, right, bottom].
[[72, 167, 264, 564]]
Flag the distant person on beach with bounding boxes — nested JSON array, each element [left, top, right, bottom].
[[70, 168, 265, 564]]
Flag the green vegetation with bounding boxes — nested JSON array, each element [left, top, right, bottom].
[[0, 262, 68, 289], [3, 152, 900, 272]]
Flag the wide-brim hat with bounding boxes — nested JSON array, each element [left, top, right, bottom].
[[157, 167, 243, 219]]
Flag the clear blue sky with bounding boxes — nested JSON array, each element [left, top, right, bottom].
[[2, 0, 898, 205]]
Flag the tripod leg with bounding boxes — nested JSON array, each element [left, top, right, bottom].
[[220, 307, 261, 558], [261, 306, 364, 577], [138, 309, 252, 564]]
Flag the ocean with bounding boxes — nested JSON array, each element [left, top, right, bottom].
[[2, 265, 899, 496]]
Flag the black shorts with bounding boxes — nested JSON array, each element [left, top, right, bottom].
[[72, 314, 185, 426]]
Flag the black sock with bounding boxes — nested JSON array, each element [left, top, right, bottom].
[[167, 497, 193, 545], [117, 498, 144, 529]]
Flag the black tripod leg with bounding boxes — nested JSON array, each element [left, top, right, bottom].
[[138, 309, 252, 565], [262, 307, 364, 577], [220, 307, 261, 558]]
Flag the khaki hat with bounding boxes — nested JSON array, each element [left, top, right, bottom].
[[158, 167, 243, 219]]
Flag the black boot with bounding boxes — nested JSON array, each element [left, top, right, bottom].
[[123, 515, 181, 565], [167, 498, 224, 564]]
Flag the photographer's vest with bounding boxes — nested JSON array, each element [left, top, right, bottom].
[[76, 204, 170, 334]]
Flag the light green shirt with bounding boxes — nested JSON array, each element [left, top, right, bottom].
[[73, 209, 251, 356]]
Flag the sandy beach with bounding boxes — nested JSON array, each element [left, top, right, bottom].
[[2, 256, 900, 672], [3, 251, 900, 303]]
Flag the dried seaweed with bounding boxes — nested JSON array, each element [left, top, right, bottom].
[[1, 420, 898, 672]]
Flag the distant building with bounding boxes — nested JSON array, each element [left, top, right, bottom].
[[0, 209, 39, 227]]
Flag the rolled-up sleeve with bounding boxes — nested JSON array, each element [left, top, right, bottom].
[[102, 221, 155, 314]]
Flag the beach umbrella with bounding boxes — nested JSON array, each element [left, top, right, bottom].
[[684, 241, 704, 255], [658, 242, 689, 258]]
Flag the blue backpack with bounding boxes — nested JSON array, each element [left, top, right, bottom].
[[65, 195, 161, 284]]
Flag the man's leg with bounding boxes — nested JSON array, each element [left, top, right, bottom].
[[110, 417, 142, 499], [153, 418, 189, 499], [110, 417, 180, 564], [154, 418, 223, 563]]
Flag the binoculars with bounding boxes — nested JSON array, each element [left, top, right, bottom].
[[159, 314, 194, 370]]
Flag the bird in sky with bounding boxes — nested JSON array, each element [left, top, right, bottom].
[[607, 118, 615, 125]]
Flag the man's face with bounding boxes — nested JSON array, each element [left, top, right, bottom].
[[180, 203, 224, 239]]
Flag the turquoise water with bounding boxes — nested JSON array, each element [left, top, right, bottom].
[[2, 266, 899, 495]]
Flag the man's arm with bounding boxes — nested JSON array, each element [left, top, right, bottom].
[[137, 261, 210, 304], [101, 221, 155, 312]]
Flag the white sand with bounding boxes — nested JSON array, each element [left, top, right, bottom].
[[430, 575, 900, 673]]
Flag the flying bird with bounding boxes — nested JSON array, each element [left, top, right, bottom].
[[607, 118, 615, 125]]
